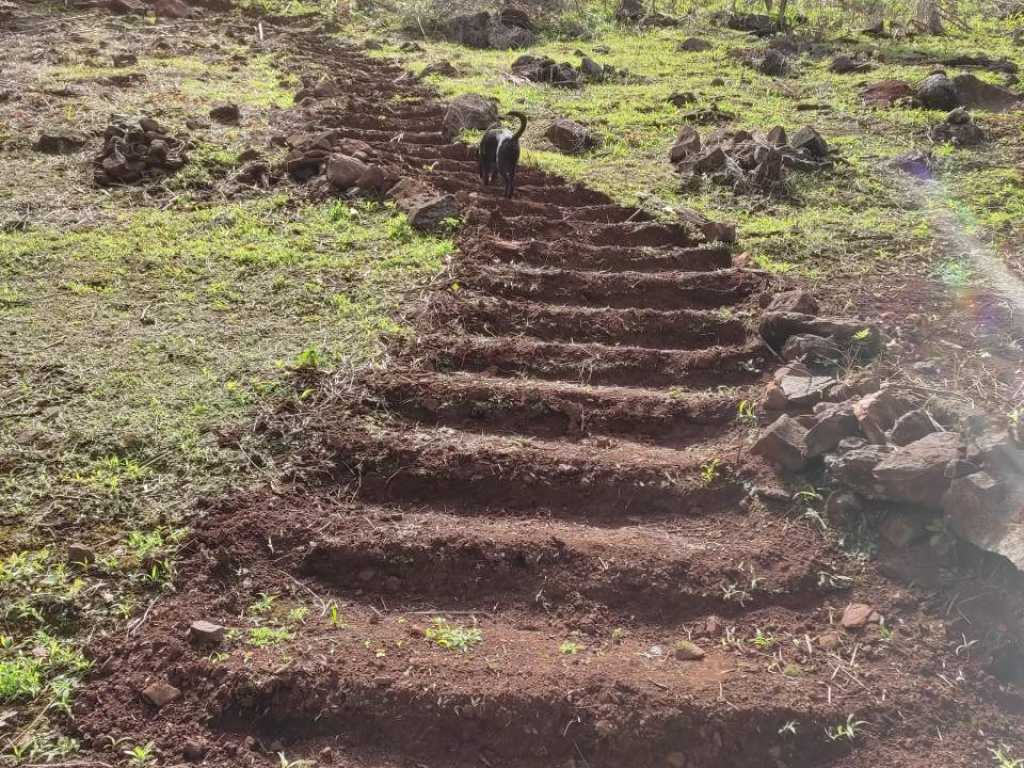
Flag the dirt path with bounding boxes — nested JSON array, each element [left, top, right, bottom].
[[71, 33, 1023, 768]]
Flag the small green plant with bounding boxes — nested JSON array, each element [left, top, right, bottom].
[[124, 741, 156, 767], [699, 458, 721, 486], [778, 720, 798, 736], [991, 745, 1024, 768], [559, 640, 583, 655], [326, 602, 345, 628], [424, 618, 482, 652], [752, 629, 778, 649], [0, 657, 43, 703], [292, 346, 323, 370], [611, 627, 626, 643], [278, 752, 315, 768], [825, 714, 867, 742], [852, 328, 872, 341], [736, 400, 757, 425], [248, 627, 293, 648], [248, 592, 277, 616], [287, 606, 309, 624]]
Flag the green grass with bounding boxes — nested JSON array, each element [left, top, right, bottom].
[[424, 617, 483, 652]]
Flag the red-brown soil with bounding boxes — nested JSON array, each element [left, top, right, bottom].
[[72, 27, 1024, 768]]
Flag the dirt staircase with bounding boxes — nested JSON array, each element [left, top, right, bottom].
[[73, 38, 988, 768]]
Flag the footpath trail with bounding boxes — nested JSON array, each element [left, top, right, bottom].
[[74, 34, 1019, 768]]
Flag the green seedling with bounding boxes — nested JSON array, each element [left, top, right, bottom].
[[248, 627, 293, 648], [700, 458, 721, 486], [752, 629, 778, 649], [559, 640, 583, 655], [825, 714, 867, 742], [124, 742, 156, 767], [991, 745, 1024, 768], [248, 592, 277, 616], [424, 618, 482, 652], [778, 720, 798, 736]]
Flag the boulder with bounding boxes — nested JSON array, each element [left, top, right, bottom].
[[767, 289, 818, 315], [888, 409, 937, 446], [861, 79, 914, 107], [499, 2, 534, 31], [679, 37, 713, 52], [945, 472, 1023, 569], [967, 430, 1024, 476], [825, 444, 892, 497], [756, 49, 789, 77], [579, 57, 604, 81], [724, 12, 776, 36], [142, 680, 181, 708], [929, 107, 985, 146], [442, 93, 499, 140], [917, 72, 960, 110], [766, 125, 787, 146], [388, 178, 460, 232], [691, 146, 727, 174], [805, 402, 858, 458], [952, 73, 1021, 112], [873, 431, 962, 508], [445, 12, 491, 48], [614, 0, 644, 23], [34, 129, 88, 154], [487, 18, 536, 49], [209, 103, 240, 125], [545, 117, 600, 154], [790, 125, 829, 159], [511, 55, 580, 87], [356, 164, 391, 194], [853, 388, 915, 443], [421, 60, 459, 78], [326, 154, 369, 189], [830, 55, 871, 74], [764, 364, 836, 410], [751, 414, 809, 471], [675, 208, 736, 243], [669, 125, 701, 163]]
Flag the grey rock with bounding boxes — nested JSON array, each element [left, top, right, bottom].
[[768, 289, 819, 315], [888, 409, 937, 446], [945, 472, 1023, 569], [766, 125, 788, 146], [826, 444, 892, 496], [209, 103, 240, 125], [917, 72, 960, 110], [142, 680, 181, 708], [34, 129, 89, 154], [579, 56, 604, 80], [326, 154, 368, 189], [751, 414, 809, 471], [679, 37, 713, 52], [442, 93, 499, 140], [188, 620, 226, 645], [759, 312, 882, 359], [805, 402, 859, 458], [873, 431, 962, 508], [388, 178, 460, 232], [545, 117, 601, 154], [669, 125, 701, 163], [782, 334, 843, 368], [853, 387, 916, 443], [968, 430, 1024, 475], [790, 125, 829, 159], [764, 363, 837, 410], [953, 73, 1021, 112], [756, 49, 789, 77]]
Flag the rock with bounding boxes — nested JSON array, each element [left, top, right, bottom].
[[767, 289, 818, 315], [888, 410, 937, 446], [500, 2, 534, 31], [790, 125, 829, 159], [952, 73, 1021, 112], [188, 620, 226, 646], [421, 60, 459, 78], [764, 363, 836, 410], [182, 740, 207, 762], [153, 0, 192, 18], [929, 107, 985, 146], [669, 125, 701, 163], [945, 458, 979, 479], [917, 72, 960, 110], [766, 125, 787, 146], [209, 103, 240, 125], [853, 388, 916, 443], [441, 94, 499, 140], [673, 639, 706, 660], [880, 513, 927, 548], [824, 490, 863, 522], [781, 334, 842, 368], [487, 17, 536, 50], [356, 164, 390, 194], [805, 402, 858, 458], [67, 543, 95, 565], [817, 631, 842, 651], [825, 445, 892, 496], [759, 312, 882, 359], [667, 91, 696, 108], [579, 57, 604, 81], [142, 680, 181, 707], [679, 37, 713, 52], [511, 55, 580, 87], [838, 436, 867, 452], [388, 178, 460, 232], [545, 117, 600, 154], [751, 414, 808, 471], [756, 49, 789, 77], [861, 79, 914, 107], [967, 430, 1024, 475], [841, 603, 875, 629], [873, 432, 962, 508], [724, 12, 776, 36], [326, 154, 369, 189], [113, 53, 138, 67], [691, 146, 727, 174], [614, 0, 644, 23], [675, 208, 735, 243], [830, 55, 871, 74], [945, 472, 1023, 569], [445, 11, 491, 47], [399, 41, 424, 52], [34, 129, 88, 154]]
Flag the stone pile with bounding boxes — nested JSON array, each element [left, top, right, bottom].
[[92, 116, 187, 186], [669, 124, 832, 195], [752, 290, 1024, 572]]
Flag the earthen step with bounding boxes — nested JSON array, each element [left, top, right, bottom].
[[475, 237, 733, 273]]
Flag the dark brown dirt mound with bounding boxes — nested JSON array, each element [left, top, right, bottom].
[[72, 22, 1024, 768]]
